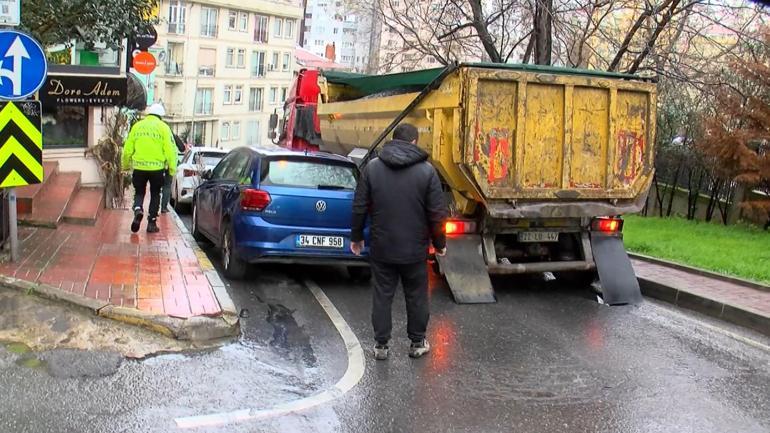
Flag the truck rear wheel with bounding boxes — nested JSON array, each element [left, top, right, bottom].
[[556, 270, 599, 290]]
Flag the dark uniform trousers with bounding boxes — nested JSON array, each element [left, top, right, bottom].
[[371, 260, 429, 344]]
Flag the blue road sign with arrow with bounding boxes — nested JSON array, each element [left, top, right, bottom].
[[0, 30, 48, 100]]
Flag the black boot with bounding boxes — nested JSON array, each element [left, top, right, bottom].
[[131, 207, 143, 233], [147, 219, 159, 234]]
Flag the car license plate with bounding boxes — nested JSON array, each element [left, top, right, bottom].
[[518, 232, 559, 243], [296, 235, 344, 249]]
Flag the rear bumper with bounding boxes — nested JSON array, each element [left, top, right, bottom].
[[233, 213, 368, 264], [175, 177, 197, 204], [488, 260, 595, 274]]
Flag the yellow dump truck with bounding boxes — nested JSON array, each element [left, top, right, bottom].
[[313, 63, 657, 304]]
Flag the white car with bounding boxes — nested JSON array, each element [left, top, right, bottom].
[[171, 147, 228, 209]]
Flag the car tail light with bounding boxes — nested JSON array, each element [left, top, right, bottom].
[[592, 217, 623, 233], [183, 169, 197, 177], [445, 220, 477, 235], [241, 189, 271, 212]]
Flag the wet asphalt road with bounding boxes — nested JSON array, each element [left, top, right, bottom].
[[0, 212, 768, 433]]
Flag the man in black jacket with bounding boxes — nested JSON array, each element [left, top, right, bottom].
[[350, 123, 448, 360]]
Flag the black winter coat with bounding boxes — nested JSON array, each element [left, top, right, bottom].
[[351, 140, 448, 264]]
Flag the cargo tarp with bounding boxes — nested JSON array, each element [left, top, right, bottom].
[[322, 63, 649, 97]]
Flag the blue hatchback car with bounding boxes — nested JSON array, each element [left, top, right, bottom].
[[192, 147, 369, 280]]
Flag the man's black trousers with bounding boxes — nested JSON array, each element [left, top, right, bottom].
[[132, 169, 164, 220], [371, 260, 429, 344]]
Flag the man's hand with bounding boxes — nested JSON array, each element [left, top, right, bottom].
[[350, 241, 365, 256], [435, 247, 447, 257]]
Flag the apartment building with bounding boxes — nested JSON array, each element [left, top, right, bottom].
[[153, 0, 303, 149], [301, 0, 372, 72]]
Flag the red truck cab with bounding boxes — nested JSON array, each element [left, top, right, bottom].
[[269, 68, 323, 152]]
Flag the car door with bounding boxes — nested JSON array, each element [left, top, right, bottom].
[[197, 152, 237, 238], [211, 149, 254, 243]]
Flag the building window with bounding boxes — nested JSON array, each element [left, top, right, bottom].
[[274, 17, 283, 37], [315, 40, 324, 46], [281, 87, 287, 102], [42, 106, 87, 148], [285, 19, 295, 40], [251, 51, 266, 77], [223, 85, 233, 104], [201, 7, 218, 37], [195, 88, 214, 114], [270, 52, 279, 71], [228, 11, 238, 30], [234, 85, 243, 104], [221, 122, 230, 141], [269, 87, 278, 104], [226, 48, 235, 67], [237, 49, 246, 68], [333, 28, 338, 34], [168, 1, 186, 34], [341, 55, 353, 62], [240, 12, 248, 32], [255, 15, 269, 42], [246, 120, 261, 146], [232, 121, 241, 140], [249, 87, 264, 111], [198, 48, 216, 76], [282, 53, 290, 71]]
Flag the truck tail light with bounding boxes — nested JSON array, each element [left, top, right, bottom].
[[445, 220, 477, 235], [592, 217, 623, 233], [241, 189, 271, 212], [183, 169, 198, 177]]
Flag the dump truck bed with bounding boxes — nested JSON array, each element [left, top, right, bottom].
[[317, 64, 657, 218]]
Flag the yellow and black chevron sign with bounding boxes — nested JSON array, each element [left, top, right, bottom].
[[0, 101, 43, 188]]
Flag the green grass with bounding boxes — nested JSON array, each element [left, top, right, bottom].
[[623, 215, 770, 285]]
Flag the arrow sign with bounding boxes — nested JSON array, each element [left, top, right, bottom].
[[0, 31, 47, 100]]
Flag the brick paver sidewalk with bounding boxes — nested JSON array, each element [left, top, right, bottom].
[[0, 210, 222, 319], [632, 258, 770, 334]]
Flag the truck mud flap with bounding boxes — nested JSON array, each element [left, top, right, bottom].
[[436, 235, 496, 304], [591, 234, 643, 305]]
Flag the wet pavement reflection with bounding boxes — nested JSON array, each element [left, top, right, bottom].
[[0, 213, 766, 432]]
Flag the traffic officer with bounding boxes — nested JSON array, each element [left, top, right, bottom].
[[121, 103, 177, 234]]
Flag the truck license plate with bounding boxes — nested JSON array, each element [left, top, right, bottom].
[[296, 235, 344, 249], [518, 232, 559, 243]]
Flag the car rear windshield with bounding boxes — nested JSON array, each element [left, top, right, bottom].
[[261, 159, 357, 190], [194, 152, 226, 167]]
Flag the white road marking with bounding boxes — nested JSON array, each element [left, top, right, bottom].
[[174, 278, 365, 429]]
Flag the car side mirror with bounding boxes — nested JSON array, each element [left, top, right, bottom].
[[201, 169, 213, 180], [268, 113, 278, 140]]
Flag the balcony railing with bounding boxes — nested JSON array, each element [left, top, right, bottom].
[[195, 102, 214, 115], [198, 65, 215, 77], [168, 22, 186, 34], [200, 24, 218, 38], [165, 62, 183, 76], [166, 103, 185, 117]]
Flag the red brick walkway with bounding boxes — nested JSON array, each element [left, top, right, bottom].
[[632, 259, 770, 318], [0, 210, 222, 319]]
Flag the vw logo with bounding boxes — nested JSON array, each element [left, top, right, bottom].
[[315, 200, 327, 212]]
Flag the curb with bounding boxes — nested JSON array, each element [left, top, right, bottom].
[[629, 252, 770, 293], [638, 277, 770, 338], [169, 208, 240, 317], [0, 275, 239, 341]]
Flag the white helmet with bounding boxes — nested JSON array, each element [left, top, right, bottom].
[[146, 103, 166, 117]]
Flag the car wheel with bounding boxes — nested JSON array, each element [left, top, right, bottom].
[[191, 200, 208, 244], [347, 266, 371, 282], [222, 222, 247, 280]]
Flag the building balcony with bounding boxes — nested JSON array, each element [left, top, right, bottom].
[[198, 65, 216, 77], [168, 22, 186, 35], [165, 62, 184, 77], [201, 25, 218, 38], [166, 103, 186, 117], [194, 103, 214, 116]]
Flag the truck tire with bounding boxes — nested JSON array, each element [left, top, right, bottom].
[[556, 270, 599, 290]]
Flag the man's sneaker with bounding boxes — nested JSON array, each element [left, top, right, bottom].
[[130, 208, 143, 233], [147, 219, 160, 234], [373, 344, 389, 361], [408, 339, 431, 358]]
